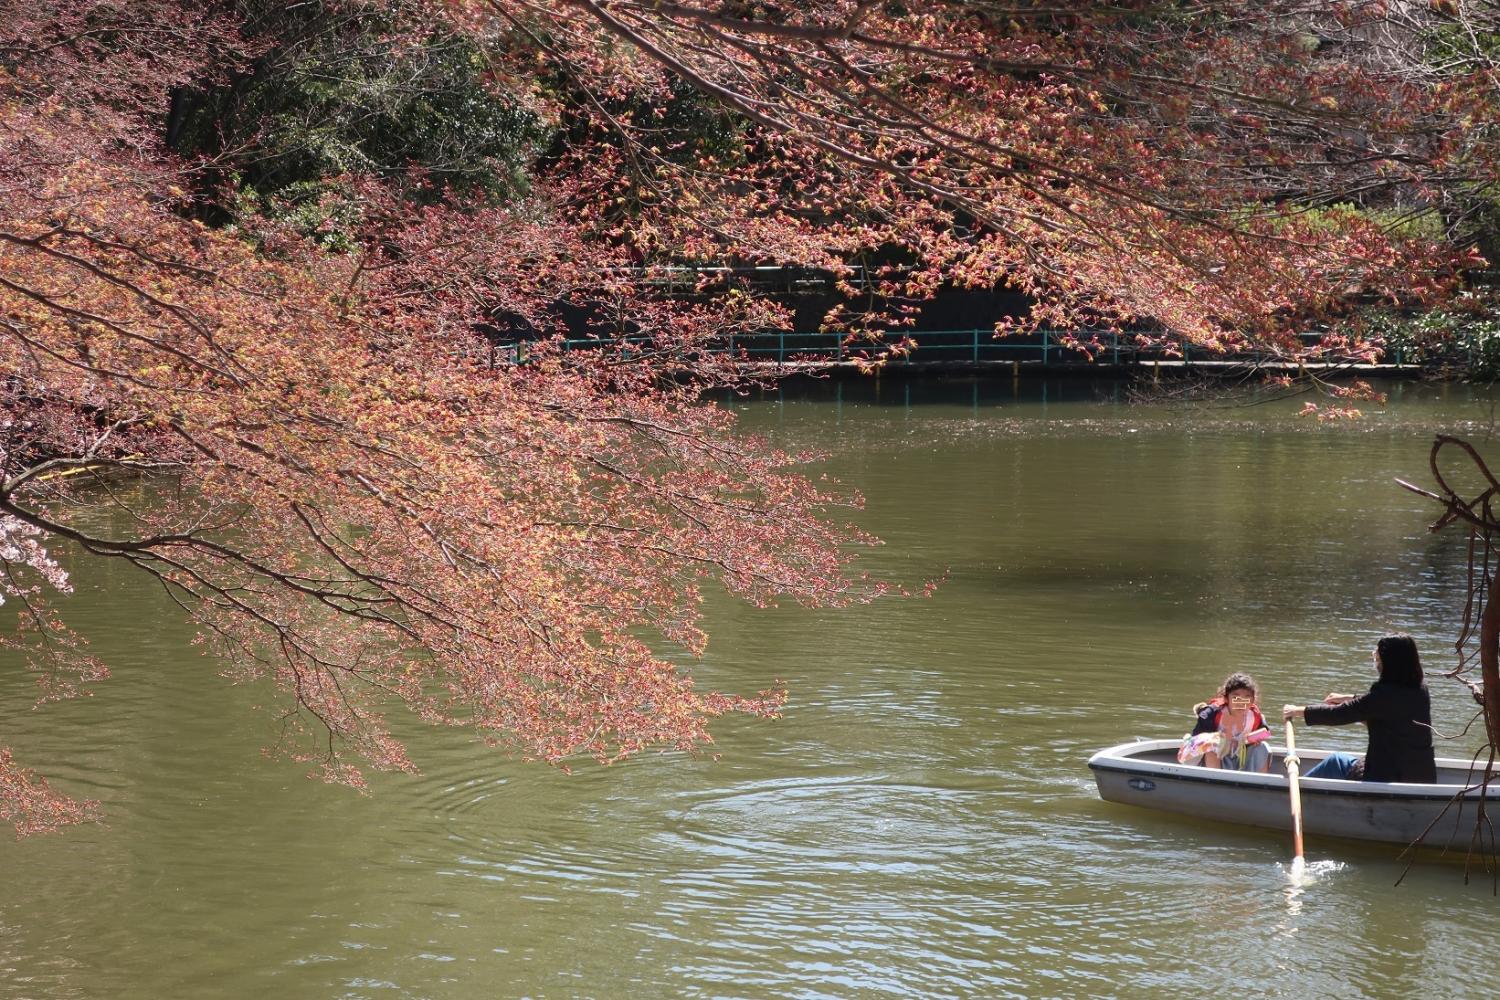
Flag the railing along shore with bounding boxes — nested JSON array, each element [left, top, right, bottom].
[[482, 328, 1432, 376]]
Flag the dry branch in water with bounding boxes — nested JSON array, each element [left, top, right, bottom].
[[1397, 434, 1500, 878]]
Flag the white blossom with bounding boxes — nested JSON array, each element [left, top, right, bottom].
[[0, 516, 71, 606]]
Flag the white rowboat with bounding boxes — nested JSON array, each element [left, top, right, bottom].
[[1089, 739, 1497, 847]]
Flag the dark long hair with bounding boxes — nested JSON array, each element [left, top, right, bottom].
[[1376, 634, 1424, 688]]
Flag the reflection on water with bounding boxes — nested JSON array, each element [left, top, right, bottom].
[[1279, 859, 1346, 928], [4, 379, 1500, 998]]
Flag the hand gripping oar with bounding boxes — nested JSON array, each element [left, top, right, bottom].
[[1284, 720, 1306, 877]]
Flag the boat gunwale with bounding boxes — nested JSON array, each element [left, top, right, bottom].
[[1088, 738, 1496, 801]]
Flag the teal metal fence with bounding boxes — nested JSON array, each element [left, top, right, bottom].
[[494, 328, 1337, 367], [714, 328, 1114, 365]]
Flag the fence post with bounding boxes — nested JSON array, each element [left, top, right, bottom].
[[1112, 332, 1119, 366], [779, 331, 785, 365], [972, 328, 979, 363], [1042, 329, 1049, 366]]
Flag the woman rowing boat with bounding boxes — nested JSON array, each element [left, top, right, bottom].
[[1282, 633, 1436, 783]]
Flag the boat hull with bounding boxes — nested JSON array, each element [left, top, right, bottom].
[[1089, 739, 1494, 847]]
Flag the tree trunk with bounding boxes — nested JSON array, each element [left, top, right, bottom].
[[1482, 568, 1500, 755]]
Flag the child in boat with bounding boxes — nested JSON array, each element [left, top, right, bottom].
[[1178, 672, 1272, 772]]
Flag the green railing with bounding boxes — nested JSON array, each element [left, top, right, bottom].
[[493, 328, 1340, 367], [713, 328, 1121, 365]]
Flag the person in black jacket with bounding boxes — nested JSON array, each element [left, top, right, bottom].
[[1281, 634, 1436, 783]]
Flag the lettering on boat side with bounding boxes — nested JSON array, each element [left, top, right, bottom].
[[1127, 778, 1156, 792]]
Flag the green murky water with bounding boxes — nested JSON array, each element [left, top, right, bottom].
[[4, 378, 1499, 999]]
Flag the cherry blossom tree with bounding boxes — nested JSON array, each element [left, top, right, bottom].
[[0, 0, 885, 836]]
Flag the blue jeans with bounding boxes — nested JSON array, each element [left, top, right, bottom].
[[1304, 751, 1360, 779]]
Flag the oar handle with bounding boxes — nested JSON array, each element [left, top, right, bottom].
[[1285, 720, 1305, 861]]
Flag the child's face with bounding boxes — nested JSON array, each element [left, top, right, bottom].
[[1225, 689, 1254, 710]]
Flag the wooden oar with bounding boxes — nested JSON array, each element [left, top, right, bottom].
[[1284, 719, 1306, 876]]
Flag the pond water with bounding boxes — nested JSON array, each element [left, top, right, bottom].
[[4, 377, 1500, 999]]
